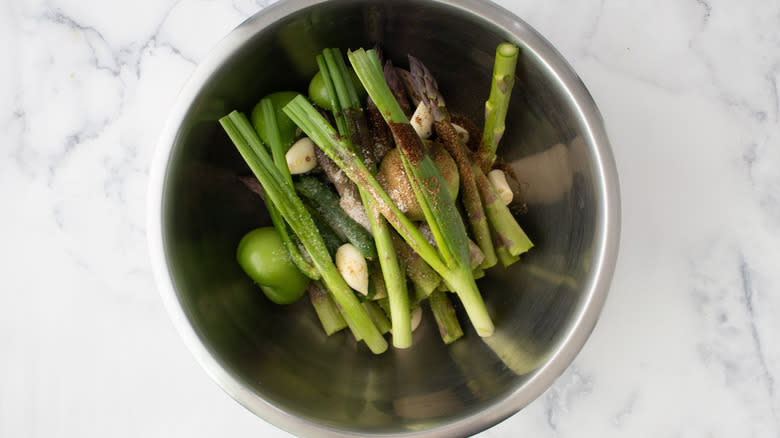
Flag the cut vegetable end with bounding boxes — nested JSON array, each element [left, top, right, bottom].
[[309, 283, 348, 335], [449, 271, 495, 337], [498, 42, 519, 57], [362, 301, 391, 334], [496, 244, 521, 268], [479, 252, 498, 270], [429, 290, 464, 344]]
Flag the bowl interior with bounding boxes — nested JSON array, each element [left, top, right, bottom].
[[159, 0, 608, 435]]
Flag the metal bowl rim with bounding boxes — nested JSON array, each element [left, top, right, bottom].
[[146, 0, 621, 436]]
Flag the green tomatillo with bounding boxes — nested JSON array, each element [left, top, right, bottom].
[[308, 69, 366, 109], [250, 91, 301, 150], [236, 227, 310, 304]]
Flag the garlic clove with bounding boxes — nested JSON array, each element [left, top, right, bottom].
[[488, 169, 513, 205], [410, 101, 433, 139], [335, 243, 369, 295], [286, 137, 318, 174], [451, 123, 469, 144]]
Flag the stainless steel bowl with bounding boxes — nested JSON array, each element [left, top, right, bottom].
[[147, 0, 620, 436]]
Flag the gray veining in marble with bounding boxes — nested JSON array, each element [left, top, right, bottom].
[[1, 0, 779, 436]]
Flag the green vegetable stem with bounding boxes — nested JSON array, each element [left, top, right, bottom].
[[315, 48, 413, 349]]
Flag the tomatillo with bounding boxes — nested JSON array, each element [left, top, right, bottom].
[[250, 91, 300, 150], [236, 227, 309, 304], [308, 69, 366, 109]]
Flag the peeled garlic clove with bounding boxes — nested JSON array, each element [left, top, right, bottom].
[[488, 169, 513, 205], [286, 137, 317, 174], [410, 307, 423, 332], [411, 101, 433, 139], [335, 243, 369, 295], [452, 123, 469, 144]]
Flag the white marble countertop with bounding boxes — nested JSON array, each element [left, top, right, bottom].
[[2, 0, 779, 436]]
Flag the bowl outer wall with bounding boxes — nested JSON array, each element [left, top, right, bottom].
[[147, 0, 621, 436]]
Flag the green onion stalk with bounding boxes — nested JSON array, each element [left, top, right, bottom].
[[316, 48, 413, 349], [308, 281, 348, 335], [429, 290, 463, 344], [256, 98, 320, 280], [219, 111, 388, 354]]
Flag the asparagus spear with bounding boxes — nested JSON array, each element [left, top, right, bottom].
[[408, 55, 532, 260], [219, 111, 388, 354], [284, 49, 494, 337], [371, 63, 445, 296], [396, 68, 423, 107], [317, 48, 413, 349], [475, 42, 519, 173], [383, 61, 413, 118], [364, 48, 398, 162], [407, 55, 498, 270], [311, 145, 371, 230], [496, 241, 521, 267]]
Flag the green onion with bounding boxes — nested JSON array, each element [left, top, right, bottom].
[[257, 97, 320, 280], [317, 48, 413, 348]]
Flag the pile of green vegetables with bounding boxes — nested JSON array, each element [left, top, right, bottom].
[[220, 43, 532, 355]]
